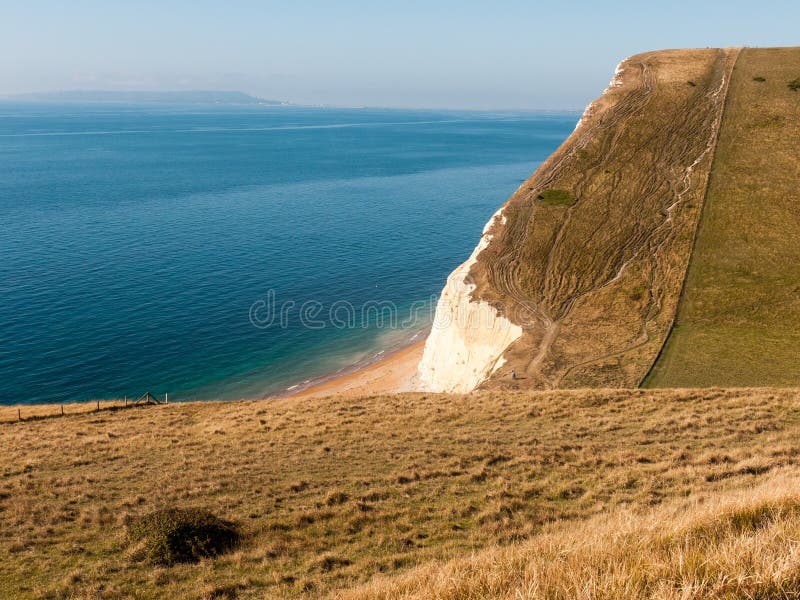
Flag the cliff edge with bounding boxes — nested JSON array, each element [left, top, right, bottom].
[[417, 48, 740, 392]]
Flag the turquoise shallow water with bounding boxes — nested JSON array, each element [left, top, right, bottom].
[[0, 103, 577, 404]]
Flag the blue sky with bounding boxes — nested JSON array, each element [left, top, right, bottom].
[[2, 0, 798, 109]]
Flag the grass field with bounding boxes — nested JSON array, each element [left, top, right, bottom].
[[645, 47, 800, 387], [2, 388, 799, 598]]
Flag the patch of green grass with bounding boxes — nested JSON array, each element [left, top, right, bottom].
[[536, 189, 575, 206], [628, 285, 647, 301]]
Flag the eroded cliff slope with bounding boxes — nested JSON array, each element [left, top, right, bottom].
[[417, 48, 740, 391]]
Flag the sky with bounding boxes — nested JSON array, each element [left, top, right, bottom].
[[2, 0, 798, 109]]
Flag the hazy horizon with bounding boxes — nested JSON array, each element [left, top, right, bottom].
[[3, 1, 798, 109]]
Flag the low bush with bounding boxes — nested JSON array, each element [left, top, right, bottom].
[[126, 507, 241, 565]]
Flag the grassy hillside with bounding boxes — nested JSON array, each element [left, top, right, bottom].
[[645, 47, 800, 387], [470, 49, 739, 390], [339, 471, 800, 599], [2, 388, 799, 598]]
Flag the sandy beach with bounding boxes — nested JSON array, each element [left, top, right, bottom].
[[285, 339, 425, 400]]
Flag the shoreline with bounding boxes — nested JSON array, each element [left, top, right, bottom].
[[279, 337, 426, 400], [0, 337, 426, 422], [0, 332, 430, 416]]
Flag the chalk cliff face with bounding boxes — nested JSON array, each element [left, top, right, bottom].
[[416, 48, 739, 393], [415, 208, 522, 393], [413, 59, 630, 394]]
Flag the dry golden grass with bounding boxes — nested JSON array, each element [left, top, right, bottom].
[[337, 468, 800, 599], [0, 398, 130, 423], [646, 47, 800, 387], [2, 388, 799, 598]]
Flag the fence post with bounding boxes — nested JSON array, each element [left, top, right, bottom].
[[165, 393, 169, 404], [61, 405, 64, 416], [124, 396, 127, 407], [18, 408, 21, 421], [96, 400, 100, 411]]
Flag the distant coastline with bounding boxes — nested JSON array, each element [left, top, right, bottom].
[[3, 90, 287, 105]]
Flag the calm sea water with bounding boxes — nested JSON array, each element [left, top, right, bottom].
[[0, 103, 577, 404]]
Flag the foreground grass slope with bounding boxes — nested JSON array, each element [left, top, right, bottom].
[[340, 470, 800, 599], [2, 389, 799, 598], [646, 47, 800, 387]]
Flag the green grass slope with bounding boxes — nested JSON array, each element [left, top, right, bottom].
[[646, 47, 800, 387]]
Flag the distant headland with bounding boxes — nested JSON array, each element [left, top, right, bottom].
[[4, 90, 287, 105]]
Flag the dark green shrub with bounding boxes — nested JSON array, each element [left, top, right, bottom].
[[537, 189, 575, 206], [789, 79, 800, 92], [753, 76, 766, 82], [126, 507, 241, 565]]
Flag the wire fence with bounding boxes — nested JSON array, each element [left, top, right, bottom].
[[0, 392, 169, 424]]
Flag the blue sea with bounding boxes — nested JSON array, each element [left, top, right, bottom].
[[0, 103, 577, 404]]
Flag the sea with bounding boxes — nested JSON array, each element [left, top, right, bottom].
[[0, 102, 578, 404]]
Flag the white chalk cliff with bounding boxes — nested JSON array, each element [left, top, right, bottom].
[[414, 59, 632, 393], [415, 208, 522, 393]]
